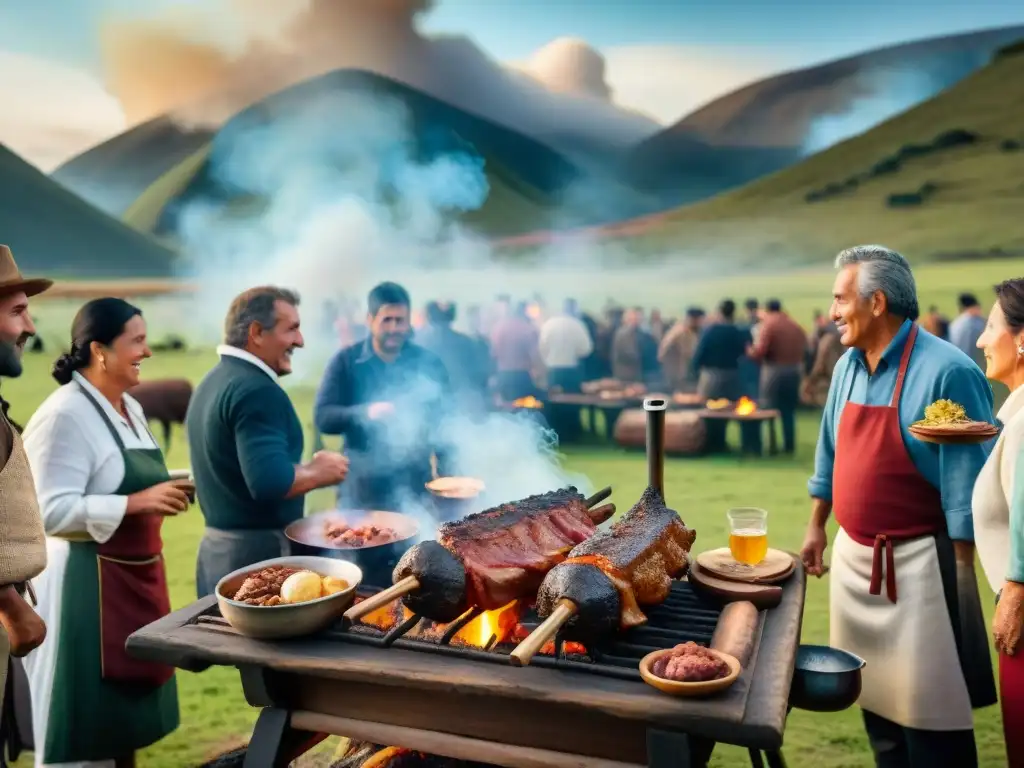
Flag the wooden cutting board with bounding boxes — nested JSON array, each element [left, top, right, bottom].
[[695, 548, 795, 585], [686, 562, 783, 610]]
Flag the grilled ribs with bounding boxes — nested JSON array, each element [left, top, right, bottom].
[[437, 487, 596, 610], [536, 486, 696, 632]]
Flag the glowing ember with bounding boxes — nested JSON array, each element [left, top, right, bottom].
[[512, 395, 543, 409], [735, 397, 757, 416], [454, 602, 521, 647]]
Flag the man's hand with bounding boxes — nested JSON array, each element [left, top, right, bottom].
[[310, 451, 350, 485], [367, 402, 395, 420], [800, 523, 829, 578], [0, 587, 46, 657], [995, 581, 1024, 656]]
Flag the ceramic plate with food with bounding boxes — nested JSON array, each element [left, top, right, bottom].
[[910, 399, 999, 444]]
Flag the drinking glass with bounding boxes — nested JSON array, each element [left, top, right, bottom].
[[727, 507, 768, 566]]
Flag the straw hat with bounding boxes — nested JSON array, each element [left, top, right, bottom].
[[0, 245, 53, 298]]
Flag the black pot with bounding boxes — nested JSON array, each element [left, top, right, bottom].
[[788, 644, 866, 713]]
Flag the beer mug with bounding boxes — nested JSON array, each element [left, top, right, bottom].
[[727, 507, 768, 566]]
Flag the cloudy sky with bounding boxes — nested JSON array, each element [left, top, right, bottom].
[[1, 0, 1022, 170]]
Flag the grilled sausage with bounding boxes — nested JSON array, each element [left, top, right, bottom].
[[710, 600, 759, 668]]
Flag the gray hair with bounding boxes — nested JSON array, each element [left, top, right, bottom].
[[223, 286, 300, 348], [833, 245, 919, 321]]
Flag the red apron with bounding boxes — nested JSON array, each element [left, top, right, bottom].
[[79, 384, 176, 688], [833, 324, 944, 601], [1001, 652, 1024, 766]]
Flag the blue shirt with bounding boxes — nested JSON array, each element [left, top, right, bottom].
[[808, 319, 995, 541], [948, 312, 986, 369]]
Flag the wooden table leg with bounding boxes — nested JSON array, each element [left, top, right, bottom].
[[242, 708, 326, 768], [646, 728, 716, 767], [748, 750, 766, 768], [764, 751, 788, 768], [768, 418, 779, 455]]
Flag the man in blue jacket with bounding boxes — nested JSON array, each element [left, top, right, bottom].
[[315, 282, 452, 513]]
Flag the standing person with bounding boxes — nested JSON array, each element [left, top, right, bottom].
[[801, 323, 843, 407], [22, 298, 193, 767], [800, 245, 996, 768], [739, 298, 762, 399], [611, 308, 655, 384], [747, 299, 808, 454], [970, 277, 1024, 767], [692, 299, 752, 452], [538, 299, 593, 394], [658, 308, 704, 393], [921, 304, 950, 340], [415, 302, 488, 412], [188, 287, 349, 598], [0, 246, 49, 749], [949, 293, 987, 370], [489, 301, 539, 401], [314, 282, 451, 513]]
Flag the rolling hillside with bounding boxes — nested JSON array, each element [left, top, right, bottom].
[[547, 41, 1024, 267], [0, 143, 177, 276], [623, 25, 1024, 202], [51, 117, 213, 219], [122, 69, 666, 243]]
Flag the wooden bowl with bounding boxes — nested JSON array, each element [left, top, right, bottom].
[[909, 425, 999, 445], [215, 556, 362, 640], [639, 648, 741, 697]]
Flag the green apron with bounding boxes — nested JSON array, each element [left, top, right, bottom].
[[43, 385, 179, 763]]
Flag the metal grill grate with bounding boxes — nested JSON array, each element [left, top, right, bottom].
[[196, 581, 722, 683]]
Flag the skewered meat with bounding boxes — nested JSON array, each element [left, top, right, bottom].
[[392, 488, 609, 621], [325, 522, 400, 547], [232, 566, 299, 606], [653, 642, 730, 682], [535, 486, 695, 639]]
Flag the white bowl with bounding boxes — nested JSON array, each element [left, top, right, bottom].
[[215, 556, 362, 640]]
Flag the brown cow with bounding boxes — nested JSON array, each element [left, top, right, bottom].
[[128, 378, 193, 452]]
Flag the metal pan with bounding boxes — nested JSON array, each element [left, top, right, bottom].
[[284, 510, 420, 588], [425, 476, 485, 522]]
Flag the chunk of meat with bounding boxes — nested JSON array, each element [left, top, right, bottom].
[[232, 566, 298, 605]]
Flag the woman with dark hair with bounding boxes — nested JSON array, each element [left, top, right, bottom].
[[972, 277, 1024, 766], [20, 298, 189, 767]]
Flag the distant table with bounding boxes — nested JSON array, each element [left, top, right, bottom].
[[697, 408, 781, 456]]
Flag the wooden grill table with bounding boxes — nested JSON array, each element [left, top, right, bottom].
[[128, 568, 805, 768], [697, 407, 781, 456]]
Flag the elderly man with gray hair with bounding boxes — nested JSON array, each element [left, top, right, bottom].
[[187, 286, 349, 597], [800, 245, 996, 767]]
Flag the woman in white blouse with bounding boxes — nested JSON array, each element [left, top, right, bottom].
[[21, 298, 192, 768], [972, 278, 1024, 767]]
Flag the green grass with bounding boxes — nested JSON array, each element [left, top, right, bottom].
[[2, 343, 1009, 768]]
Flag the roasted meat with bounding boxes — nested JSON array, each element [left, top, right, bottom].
[[231, 566, 299, 606], [393, 487, 602, 621], [535, 486, 695, 638], [324, 522, 400, 547], [652, 642, 731, 682]]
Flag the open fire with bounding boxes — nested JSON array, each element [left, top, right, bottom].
[[734, 396, 757, 416], [352, 596, 586, 656], [510, 395, 543, 409]]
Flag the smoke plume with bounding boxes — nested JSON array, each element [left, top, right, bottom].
[[99, 0, 658, 151]]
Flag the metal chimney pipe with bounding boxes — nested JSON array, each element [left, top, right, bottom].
[[643, 397, 668, 501]]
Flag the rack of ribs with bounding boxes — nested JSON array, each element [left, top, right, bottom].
[[342, 486, 615, 625], [511, 486, 696, 666]]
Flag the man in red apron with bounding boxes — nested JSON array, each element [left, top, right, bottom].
[[801, 245, 997, 767]]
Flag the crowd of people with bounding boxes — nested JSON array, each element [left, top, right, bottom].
[[1, 238, 1024, 768], [321, 290, 848, 455]]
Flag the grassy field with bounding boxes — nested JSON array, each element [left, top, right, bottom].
[[2, 352, 1009, 768], [6, 259, 1016, 766]]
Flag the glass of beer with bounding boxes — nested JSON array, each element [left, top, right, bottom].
[[727, 507, 768, 566]]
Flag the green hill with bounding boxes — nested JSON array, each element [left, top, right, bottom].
[[0, 143, 177, 277], [581, 42, 1024, 267]]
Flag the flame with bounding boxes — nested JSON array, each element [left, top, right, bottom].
[[512, 396, 543, 409], [455, 602, 521, 647], [735, 397, 757, 416]]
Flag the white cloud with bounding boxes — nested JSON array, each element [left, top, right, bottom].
[[601, 44, 791, 125], [0, 51, 126, 170]]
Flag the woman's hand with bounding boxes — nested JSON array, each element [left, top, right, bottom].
[[994, 581, 1024, 656], [126, 481, 191, 516]]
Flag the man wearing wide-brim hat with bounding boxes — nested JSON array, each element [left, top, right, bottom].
[[0, 244, 52, 753]]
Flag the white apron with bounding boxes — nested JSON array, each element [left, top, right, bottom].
[[831, 529, 973, 729]]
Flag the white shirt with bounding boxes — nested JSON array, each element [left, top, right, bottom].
[[21, 372, 158, 544], [972, 383, 1024, 593], [538, 315, 593, 369], [217, 344, 279, 382]]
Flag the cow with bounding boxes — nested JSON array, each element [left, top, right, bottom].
[[128, 378, 193, 452]]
